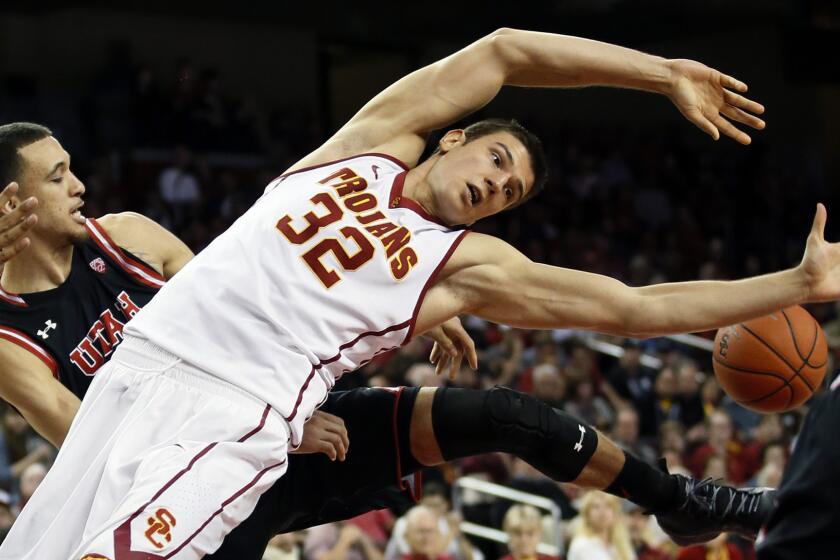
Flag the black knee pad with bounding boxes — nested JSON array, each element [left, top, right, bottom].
[[432, 386, 598, 482]]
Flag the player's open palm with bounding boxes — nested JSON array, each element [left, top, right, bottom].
[[666, 58, 765, 145], [800, 204, 840, 302]]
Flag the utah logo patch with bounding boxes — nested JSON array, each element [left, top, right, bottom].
[[89, 258, 107, 274]]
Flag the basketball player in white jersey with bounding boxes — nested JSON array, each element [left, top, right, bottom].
[[4, 28, 838, 560]]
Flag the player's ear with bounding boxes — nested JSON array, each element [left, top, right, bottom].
[[438, 129, 466, 154]]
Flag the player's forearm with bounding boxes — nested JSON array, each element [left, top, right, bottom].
[[628, 268, 809, 337], [493, 28, 673, 94]]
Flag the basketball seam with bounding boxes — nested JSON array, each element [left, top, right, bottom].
[[781, 310, 826, 369], [712, 355, 794, 405], [740, 323, 816, 393]]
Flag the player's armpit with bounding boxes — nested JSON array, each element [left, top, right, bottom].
[[97, 212, 194, 279], [0, 341, 80, 447]]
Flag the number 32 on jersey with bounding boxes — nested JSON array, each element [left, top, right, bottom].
[[276, 167, 418, 288]]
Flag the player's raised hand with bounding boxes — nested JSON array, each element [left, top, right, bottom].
[[799, 204, 840, 303], [0, 182, 38, 265], [665, 59, 765, 145], [293, 410, 349, 461], [427, 317, 478, 381]]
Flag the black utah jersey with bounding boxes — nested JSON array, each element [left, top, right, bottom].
[[0, 218, 164, 399]]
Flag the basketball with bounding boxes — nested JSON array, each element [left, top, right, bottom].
[[713, 306, 828, 413]]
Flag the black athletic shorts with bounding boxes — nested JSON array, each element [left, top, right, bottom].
[[757, 382, 840, 559], [207, 386, 422, 560]]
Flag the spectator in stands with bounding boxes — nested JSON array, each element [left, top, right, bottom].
[[686, 410, 754, 484], [676, 533, 742, 560], [15, 462, 47, 514], [625, 505, 671, 560], [499, 504, 558, 560], [605, 340, 657, 436], [611, 407, 658, 465], [386, 484, 479, 560], [263, 532, 304, 560], [567, 492, 635, 560], [675, 361, 705, 429], [0, 490, 14, 544], [0, 406, 52, 491], [304, 521, 383, 560], [531, 364, 568, 409], [158, 145, 202, 231], [653, 367, 682, 426], [390, 505, 473, 560]]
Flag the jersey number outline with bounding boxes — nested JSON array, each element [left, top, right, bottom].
[[276, 192, 375, 288]]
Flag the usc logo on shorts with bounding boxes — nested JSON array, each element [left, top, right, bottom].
[[144, 507, 177, 549]]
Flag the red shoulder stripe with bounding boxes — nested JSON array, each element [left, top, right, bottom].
[[0, 326, 59, 378], [0, 285, 26, 307], [85, 219, 165, 289]]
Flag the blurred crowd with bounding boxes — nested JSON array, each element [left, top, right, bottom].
[[2, 46, 839, 559]]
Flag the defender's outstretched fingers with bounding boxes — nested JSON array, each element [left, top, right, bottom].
[[811, 203, 827, 240], [721, 73, 748, 93], [722, 105, 765, 131], [713, 115, 750, 145], [723, 89, 764, 116]]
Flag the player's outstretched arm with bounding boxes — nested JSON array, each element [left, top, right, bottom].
[[96, 212, 194, 279], [293, 28, 764, 170], [0, 342, 80, 447], [426, 207, 837, 337]]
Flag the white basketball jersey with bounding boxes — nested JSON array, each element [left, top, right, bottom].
[[126, 154, 468, 444]]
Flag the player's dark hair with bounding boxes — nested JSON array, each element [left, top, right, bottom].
[[462, 118, 548, 207], [0, 122, 53, 187]]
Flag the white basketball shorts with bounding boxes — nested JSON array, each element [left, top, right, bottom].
[[0, 335, 289, 560]]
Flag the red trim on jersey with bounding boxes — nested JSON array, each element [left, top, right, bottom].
[[113, 404, 272, 560], [388, 171, 449, 227], [286, 367, 317, 424], [85, 219, 166, 289], [275, 152, 409, 183], [315, 319, 412, 368], [0, 326, 59, 377], [0, 285, 26, 307], [403, 230, 470, 343]]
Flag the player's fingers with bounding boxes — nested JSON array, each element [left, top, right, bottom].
[[449, 326, 478, 370], [723, 89, 764, 116], [328, 430, 347, 461], [0, 197, 37, 230], [323, 414, 350, 452], [319, 437, 338, 461], [713, 115, 750, 145], [0, 213, 37, 247], [435, 353, 450, 377], [449, 354, 463, 381], [430, 342, 441, 365], [0, 182, 18, 207], [721, 104, 765, 131], [811, 203, 827, 240], [686, 107, 719, 140], [720, 73, 748, 93], [0, 236, 30, 264]]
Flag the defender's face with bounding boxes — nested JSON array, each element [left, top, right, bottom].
[[427, 131, 536, 226], [15, 137, 87, 245]]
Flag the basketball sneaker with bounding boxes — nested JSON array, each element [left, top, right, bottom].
[[655, 471, 778, 546]]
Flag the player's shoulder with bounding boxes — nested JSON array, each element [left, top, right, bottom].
[[446, 231, 527, 269], [96, 211, 154, 238]]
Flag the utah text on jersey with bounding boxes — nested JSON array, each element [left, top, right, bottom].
[[69, 291, 142, 375]]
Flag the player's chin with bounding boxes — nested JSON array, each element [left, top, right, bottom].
[[68, 223, 90, 244]]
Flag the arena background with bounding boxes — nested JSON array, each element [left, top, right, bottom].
[[1, 2, 839, 559]]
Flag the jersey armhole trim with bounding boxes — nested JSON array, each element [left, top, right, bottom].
[[403, 229, 471, 344], [274, 152, 410, 183], [0, 285, 26, 307], [85, 218, 166, 289], [0, 326, 59, 379]]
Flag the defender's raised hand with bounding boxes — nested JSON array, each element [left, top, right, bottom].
[[799, 204, 840, 303], [0, 182, 38, 265], [665, 59, 765, 145]]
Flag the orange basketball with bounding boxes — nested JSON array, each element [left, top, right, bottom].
[[712, 305, 828, 413]]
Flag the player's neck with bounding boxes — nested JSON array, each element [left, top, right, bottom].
[[1, 236, 74, 294], [402, 159, 437, 217]]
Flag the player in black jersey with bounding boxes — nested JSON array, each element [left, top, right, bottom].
[[0, 122, 778, 558]]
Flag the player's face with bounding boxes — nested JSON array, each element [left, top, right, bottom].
[[15, 137, 87, 245], [427, 131, 536, 226]]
